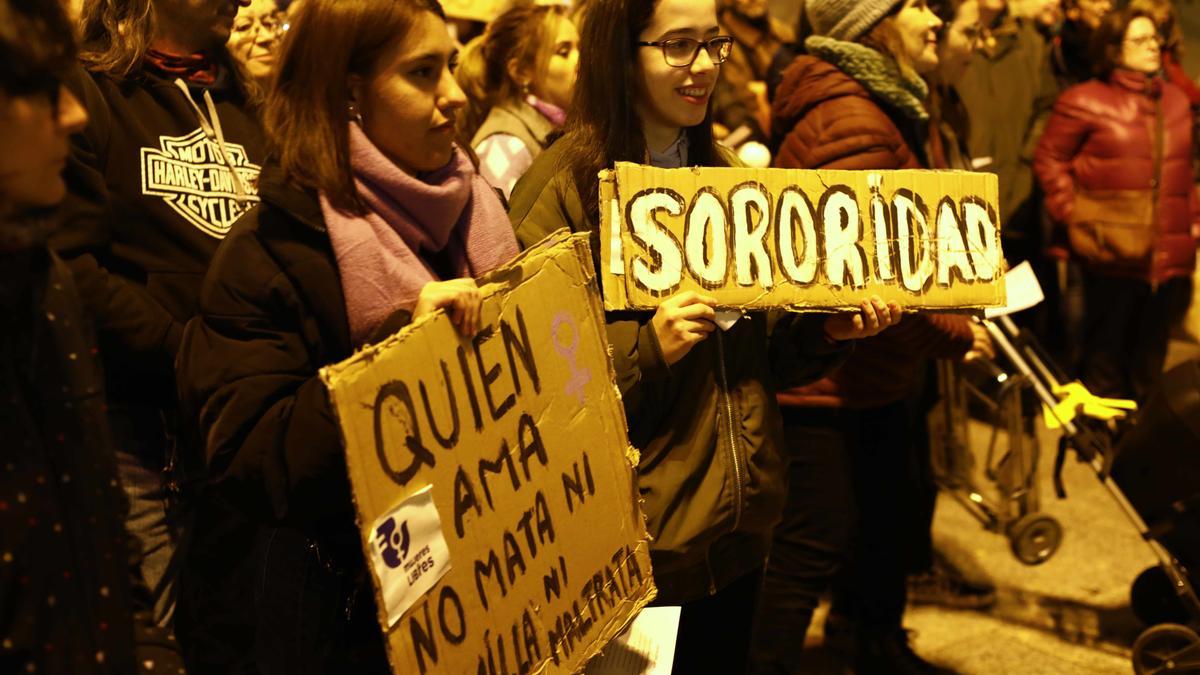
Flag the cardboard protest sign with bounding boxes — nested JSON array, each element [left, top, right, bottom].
[[600, 162, 1006, 311], [321, 232, 656, 675]]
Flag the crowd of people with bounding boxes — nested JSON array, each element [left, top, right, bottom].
[[2, 0, 1197, 674]]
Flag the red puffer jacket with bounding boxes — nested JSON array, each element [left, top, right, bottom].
[[1035, 69, 1199, 283]]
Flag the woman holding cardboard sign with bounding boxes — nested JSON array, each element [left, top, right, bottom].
[[175, 0, 520, 671], [507, 0, 899, 672], [1034, 5, 1198, 401], [758, 1, 991, 672]]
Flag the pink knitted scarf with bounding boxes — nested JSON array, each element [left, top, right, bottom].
[[320, 123, 518, 346]]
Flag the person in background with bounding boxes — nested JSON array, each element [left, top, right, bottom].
[[1035, 5, 1198, 402], [456, 2, 578, 199], [508, 0, 897, 671], [954, 0, 1062, 350], [712, 0, 794, 150], [1052, 0, 1112, 87], [957, 0, 1055, 259], [1011, 0, 1062, 37], [927, 0, 982, 170], [904, 0, 1004, 617], [228, 0, 288, 87], [758, 1, 992, 672], [176, 0, 520, 671], [58, 0, 264, 640], [1131, 0, 1200, 108], [0, 0, 181, 672]]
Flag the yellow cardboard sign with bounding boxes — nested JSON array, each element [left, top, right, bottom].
[[599, 163, 1006, 311], [321, 232, 655, 675]]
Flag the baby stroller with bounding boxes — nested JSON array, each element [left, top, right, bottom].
[[1109, 358, 1200, 674], [931, 303, 1200, 673]]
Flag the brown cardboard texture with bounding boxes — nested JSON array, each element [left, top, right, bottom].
[[320, 232, 655, 675], [600, 163, 1006, 311]]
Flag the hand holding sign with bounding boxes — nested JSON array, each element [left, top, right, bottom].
[[414, 278, 483, 337], [823, 296, 902, 341], [962, 322, 995, 363], [650, 291, 718, 366]]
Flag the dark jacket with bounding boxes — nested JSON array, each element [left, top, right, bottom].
[[771, 42, 975, 409], [955, 16, 1058, 237], [54, 64, 264, 409], [175, 166, 388, 673], [507, 139, 850, 602], [0, 245, 179, 674], [1051, 19, 1095, 89], [1034, 70, 1199, 284], [713, 7, 794, 142]]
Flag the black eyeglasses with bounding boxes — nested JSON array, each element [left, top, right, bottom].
[[232, 11, 287, 39], [637, 36, 734, 68], [1125, 34, 1164, 49]]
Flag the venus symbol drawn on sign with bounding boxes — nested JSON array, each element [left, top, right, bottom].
[[551, 311, 591, 406]]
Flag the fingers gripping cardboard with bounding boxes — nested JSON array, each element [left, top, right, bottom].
[[321, 232, 656, 675]]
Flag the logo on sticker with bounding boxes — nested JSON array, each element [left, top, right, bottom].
[[375, 517, 411, 568], [368, 485, 452, 627], [140, 128, 261, 239]]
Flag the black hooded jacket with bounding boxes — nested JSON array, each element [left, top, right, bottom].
[[55, 64, 265, 407]]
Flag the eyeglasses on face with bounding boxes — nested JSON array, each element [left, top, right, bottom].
[[232, 11, 288, 39], [636, 36, 734, 68], [1125, 34, 1164, 49]]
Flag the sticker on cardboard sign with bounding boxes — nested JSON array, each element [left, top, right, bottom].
[[368, 485, 451, 628]]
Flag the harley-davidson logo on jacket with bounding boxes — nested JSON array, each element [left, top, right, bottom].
[[140, 127, 262, 239]]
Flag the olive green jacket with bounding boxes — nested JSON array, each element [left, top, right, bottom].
[[507, 139, 850, 602]]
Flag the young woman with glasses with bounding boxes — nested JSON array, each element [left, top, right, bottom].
[[507, 0, 898, 672]]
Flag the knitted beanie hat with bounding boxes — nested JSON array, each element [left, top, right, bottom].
[[805, 0, 904, 42]]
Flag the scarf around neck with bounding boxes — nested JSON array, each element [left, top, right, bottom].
[[320, 123, 519, 346], [804, 35, 930, 121], [144, 49, 220, 87]]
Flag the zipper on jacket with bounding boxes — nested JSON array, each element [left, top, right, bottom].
[[1148, 94, 1165, 290], [715, 330, 745, 532]]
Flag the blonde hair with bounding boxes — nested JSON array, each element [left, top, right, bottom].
[[454, 2, 567, 142]]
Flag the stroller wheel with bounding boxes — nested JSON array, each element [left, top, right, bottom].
[[1132, 623, 1200, 675], [1006, 513, 1062, 565], [1132, 566, 1192, 626]]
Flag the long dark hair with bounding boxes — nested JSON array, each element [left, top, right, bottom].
[[78, 0, 155, 77], [265, 0, 446, 214], [560, 0, 728, 227]]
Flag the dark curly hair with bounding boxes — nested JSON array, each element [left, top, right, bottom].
[[1090, 4, 1159, 80]]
